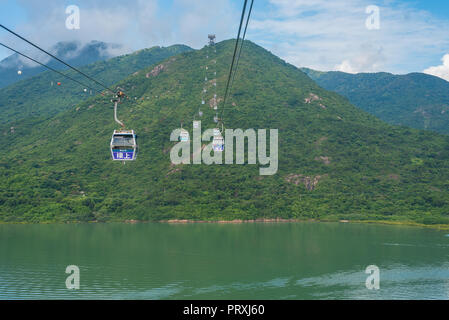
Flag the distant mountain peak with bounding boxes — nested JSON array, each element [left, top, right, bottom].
[[0, 40, 125, 88], [303, 67, 449, 134]]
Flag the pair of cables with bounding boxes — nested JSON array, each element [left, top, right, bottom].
[[0, 24, 114, 96], [219, 0, 254, 127]]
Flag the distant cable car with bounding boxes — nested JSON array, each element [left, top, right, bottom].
[[193, 121, 200, 129], [110, 130, 137, 161], [179, 129, 189, 142], [212, 128, 224, 152]]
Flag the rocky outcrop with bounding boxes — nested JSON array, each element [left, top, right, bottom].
[[146, 57, 177, 78], [314, 156, 331, 165], [146, 64, 165, 78], [304, 93, 321, 104], [285, 173, 328, 191]]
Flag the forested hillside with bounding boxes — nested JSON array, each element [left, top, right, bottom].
[[1, 40, 448, 225], [302, 68, 449, 134], [0, 44, 192, 136]]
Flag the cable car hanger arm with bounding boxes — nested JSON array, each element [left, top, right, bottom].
[[113, 100, 125, 128]]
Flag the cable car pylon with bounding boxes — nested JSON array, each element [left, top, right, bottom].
[[206, 34, 224, 153]]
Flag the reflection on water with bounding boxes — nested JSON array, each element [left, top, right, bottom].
[[0, 222, 448, 299]]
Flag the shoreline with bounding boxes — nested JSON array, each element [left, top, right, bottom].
[[151, 218, 449, 230], [2, 217, 448, 231]]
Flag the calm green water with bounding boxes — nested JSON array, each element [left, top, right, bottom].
[[0, 222, 448, 300]]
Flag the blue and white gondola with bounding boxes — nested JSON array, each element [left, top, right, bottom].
[[110, 130, 137, 161]]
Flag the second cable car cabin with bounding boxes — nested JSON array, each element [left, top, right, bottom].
[[179, 129, 189, 142], [110, 130, 137, 161], [212, 128, 224, 152]]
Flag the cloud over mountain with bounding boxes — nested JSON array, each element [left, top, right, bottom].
[[1, 0, 238, 58], [423, 54, 449, 81], [249, 0, 449, 74]]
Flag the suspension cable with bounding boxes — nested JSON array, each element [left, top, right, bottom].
[[219, 0, 248, 127], [0, 24, 114, 94], [227, 0, 254, 105], [0, 42, 104, 95]]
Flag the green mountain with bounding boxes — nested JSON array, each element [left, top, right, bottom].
[[1, 40, 448, 225], [0, 44, 193, 131], [302, 68, 449, 135]]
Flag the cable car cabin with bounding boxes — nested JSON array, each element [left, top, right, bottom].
[[212, 128, 224, 152], [110, 130, 137, 161], [179, 129, 189, 142]]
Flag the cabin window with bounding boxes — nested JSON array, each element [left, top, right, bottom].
[[112, 135, 134, 146]]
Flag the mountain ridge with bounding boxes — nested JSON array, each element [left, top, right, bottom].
[[0, 43, 193, 136], [302, 67, 449, 134], [1, 40, 448, 225]]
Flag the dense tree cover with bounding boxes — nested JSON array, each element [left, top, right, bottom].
[[302, 68, 449, 135], [0, 40, 448, 224]]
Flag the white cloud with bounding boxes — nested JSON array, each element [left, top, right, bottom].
[[423, 54, 449, 81], [249, 0, 449, 74], [336, 60, 357, 74], [3, 0, 449, 77], [0, 0, 238, 61], [335, 43, 385, 73]]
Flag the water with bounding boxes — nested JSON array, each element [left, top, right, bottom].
[[0, 222, 448, 299]]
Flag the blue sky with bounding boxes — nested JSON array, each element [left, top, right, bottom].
[[413, 0, 449, 19], [1, 0, 26, 30], [2, 0, 449, 79]]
